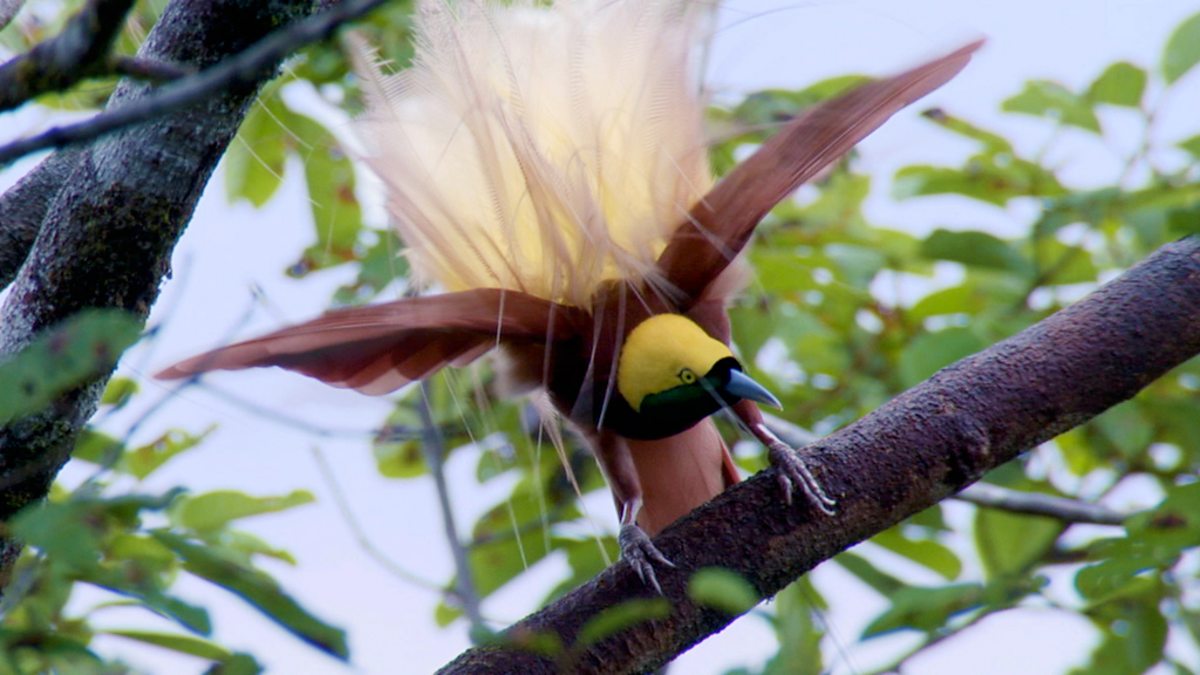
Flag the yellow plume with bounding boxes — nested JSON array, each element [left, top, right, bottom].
[[350, 0, 713, 307]]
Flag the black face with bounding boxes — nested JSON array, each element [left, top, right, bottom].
[[601, 357, 744, 440]]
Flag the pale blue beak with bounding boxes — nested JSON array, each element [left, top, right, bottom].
[[725, 369, 782, 409]]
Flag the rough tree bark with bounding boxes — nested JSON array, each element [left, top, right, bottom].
[[0, 0, 322, 583], [440, 236, 1200, 674]]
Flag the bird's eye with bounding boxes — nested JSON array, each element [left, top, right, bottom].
[[678, 368, 697, 384]]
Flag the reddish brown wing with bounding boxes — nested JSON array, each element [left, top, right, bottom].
[[156, 288, 586, 395], [656, 40, 984, 308]]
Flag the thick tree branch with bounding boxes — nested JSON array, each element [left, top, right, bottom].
[[0, 0, 137, 113], [441, 237, 1200, 674], [0, 150, 80, 289], [0, 0, 330, 590], [0, 0, 388, 166]]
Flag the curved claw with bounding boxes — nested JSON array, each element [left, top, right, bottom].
[[768, 442, 837, 516], [619, 523, 675, 594]]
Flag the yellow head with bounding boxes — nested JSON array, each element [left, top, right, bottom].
[[617, 315, 780, 421]]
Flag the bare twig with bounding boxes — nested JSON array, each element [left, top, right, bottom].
[[0, 0, 388, 165], [957, 483, 1127, 526], [108, 55, 193, 82], [0, 0, 137, 113], [417, 382, 488, 639], [308, 446, 444, 592]]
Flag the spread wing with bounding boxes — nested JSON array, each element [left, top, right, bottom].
[[656, 40, 984, 307], [156, 288, 586, 395]]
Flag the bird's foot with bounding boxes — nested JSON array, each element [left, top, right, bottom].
[[619, 523, 675, 594], [768, 442, 837, 516]]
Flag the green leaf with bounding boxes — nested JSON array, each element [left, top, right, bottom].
[[1074, 595, 1169, 675], [920, 229, 1032, 274], [763, 579, 824, 675], [862, 583, 986, 637], [1163, 12, 1200, 82], [1076, 483, 1200, 603], [208, 653, 264, 675], [974, 497, 1062, 578], [225, 82, 288, 207], [920, 109, 1013, 153], [373, 440, 427, 478], [125, 427, 215, 480], [898, 327, 986, 388], [105, 629, 232, 660], [100, 377, 139, 409], [1086, 62, 1147, 107], [1031, 238, 1098, 285], [1093, 401, 1154, 459], [280, 111, 363, 273], [107, 534, 177, 574], [1179, 134, 1200, 159], [834, 552, 904, 596], [153, 531, 348, 659], [873, 527, 962, 580], [1003, 80, 1101, 132], [544, 537, 616, 604], [577, 598, 670, 646], [467, 529, 555, 599], [333, 229, 409, 304], [90, 577, 213, 635], [172, 490, 314, 533], [894, 156, 1064, 206], [687, 567, 760, 615], [0, 310, 141, 424], [825, 243, 886, 289], [71, 428, 126, 466], [10, 501, 102, 573], [434, 601, 462, 628], [908, 278, 1025, 320]]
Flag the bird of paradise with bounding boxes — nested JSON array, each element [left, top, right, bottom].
[[160, 0, 979, 590]]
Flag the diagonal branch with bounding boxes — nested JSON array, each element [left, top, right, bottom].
[[0, 0, 388, 166], [440, 236, 1200, 674], [0, 0, 137, 113], [0, 149, 80, 289]]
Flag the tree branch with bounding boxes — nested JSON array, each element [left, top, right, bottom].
[[0, 149, 80, 289], [0, 0, 388, 166], [956, 482, 1127, 526], [0, 0, 137, 113], [417, 383, 488, 638], [440, 236, 1200, 674]]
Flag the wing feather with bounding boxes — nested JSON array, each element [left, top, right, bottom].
[[656, 40, 984, 307], [156, 289, 585, 395]]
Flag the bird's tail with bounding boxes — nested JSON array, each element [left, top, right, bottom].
[[625, 418, 739, 535]]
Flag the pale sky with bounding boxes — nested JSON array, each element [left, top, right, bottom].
[[3, 1, 1200, 673]]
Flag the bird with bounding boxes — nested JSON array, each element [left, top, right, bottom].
[[159, 0, 980, 590]]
